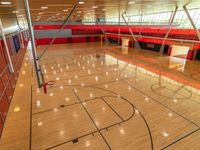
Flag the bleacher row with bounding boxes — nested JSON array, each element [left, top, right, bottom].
[[34, 25, 200, 50], [0, 31, 28, 136], [34, 25, 200, 41]]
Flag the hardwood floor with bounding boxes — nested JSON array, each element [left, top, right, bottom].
[[1, 42, 200, 150]]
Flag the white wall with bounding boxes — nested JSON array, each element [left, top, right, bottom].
[[121, 38, 129, 47], [171, 45, 190, 56]]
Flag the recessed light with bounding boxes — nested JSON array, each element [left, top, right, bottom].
[[102, 8, 106, 11], [38, 12, 44, 15], [79, 1, 84, 4], [41, 6, 48, 9], [77, 11, 82, 13], [92, 6, 98, 9], [0, 1, 12, 5], [56, 13, 60, 15], [63, 9, 68, 12], [128, 1, 135, 4]]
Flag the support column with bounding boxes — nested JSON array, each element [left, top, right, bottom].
[[183, 5, 200, 41], [19, 31, 25, 48], [159, 6, 178, 54], [122, 12, 141, 49], [183, 5, 200, 60], [24, 0, 42, 87], [0, 18, 14, 73]]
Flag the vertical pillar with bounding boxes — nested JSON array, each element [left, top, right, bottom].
[[168, 46, 172, 56], [183, 5, 200, 41], [24, 0, 42, 87], [159, 6, 178, 54], [0, 18, 14, 73], [183, 5, 200, 61], [19, 31, 25, 48], [122, 12, 141, 49]]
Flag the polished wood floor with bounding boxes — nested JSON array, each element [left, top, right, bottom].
[[1, 42, 200, 150]]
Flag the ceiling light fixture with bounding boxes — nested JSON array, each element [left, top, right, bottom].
[[93, 6, 98, 9], [79, 1, 84, 4], [0, 1, 12, 5], [63, 9, 68, 12], [128, 1, 135, 4], [38, 12, 44, 15]]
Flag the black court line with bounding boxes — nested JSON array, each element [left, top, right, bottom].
[[31, 75, 132, 116], [161, 128, 200, 149], [122, 80, 200, 128], [101, 97, 124, 121], [45, 102, 135, 149], [32, 97, 110, 115], [45, 132, 99, 150], [44, 94, 137, 149], [73, 90, 112, 150], [32, 102, 79, 115], [191, 71, 200, 82], [151, 83, 193, 100], [151, 83, 200, 105]]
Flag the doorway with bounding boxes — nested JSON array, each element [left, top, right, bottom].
[[171, 45, 190, 59]]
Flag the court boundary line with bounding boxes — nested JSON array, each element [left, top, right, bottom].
[[122, 79, 200, 128]]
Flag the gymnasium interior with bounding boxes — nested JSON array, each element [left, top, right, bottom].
[[0, 0, 200, 149]]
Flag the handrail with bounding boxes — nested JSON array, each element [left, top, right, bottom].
[[33, 22, 180, 26]]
